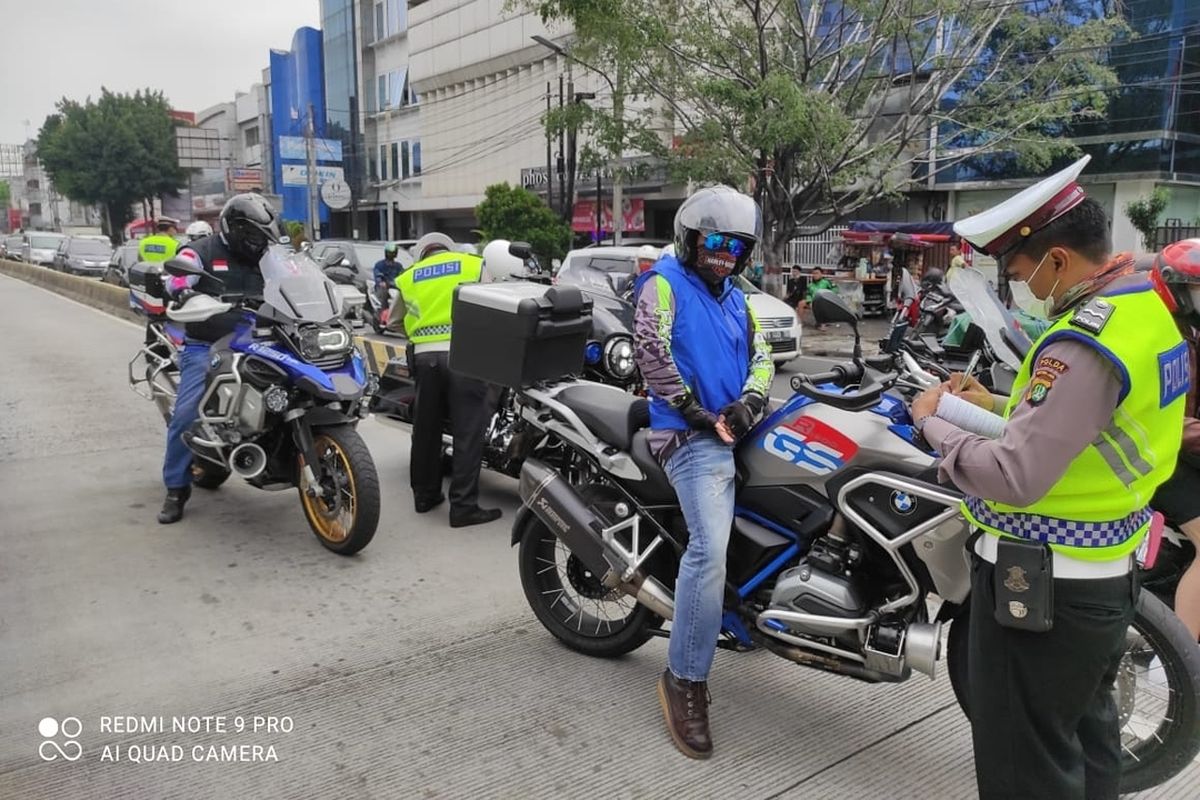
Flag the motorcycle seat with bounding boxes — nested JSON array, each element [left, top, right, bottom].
[[556, 384, 649, 451], [627, 430, 678, 504]]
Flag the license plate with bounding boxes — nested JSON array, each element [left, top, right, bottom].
[[766, 330, 791, 341]]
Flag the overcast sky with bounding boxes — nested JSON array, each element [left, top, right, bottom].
[[0, 0, 321, 143]]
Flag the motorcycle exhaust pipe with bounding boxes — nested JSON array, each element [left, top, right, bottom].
[[230, 442, 268, 480], [903, 621, 942, 679], [519, 459, 675, 620]]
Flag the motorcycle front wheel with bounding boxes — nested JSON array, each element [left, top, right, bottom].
[[947, 590, 1200, 794], [516, 504, 657, 658], [297, 425, 381, 555]]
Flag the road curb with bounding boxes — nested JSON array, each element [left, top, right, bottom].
[[0, 258, 140, 324]]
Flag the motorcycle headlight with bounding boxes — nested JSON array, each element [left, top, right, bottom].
[[298, 326, 352, 360], [603, 335, 637, 380]]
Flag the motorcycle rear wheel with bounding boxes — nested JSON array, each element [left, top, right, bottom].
[[947, 591, 1200, 794], [297, 425, 380, 555], [517, 509, 657, 658]]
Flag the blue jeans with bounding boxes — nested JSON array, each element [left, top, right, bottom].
[[663, 433, 736, 682], [162, 342, 211, 490]]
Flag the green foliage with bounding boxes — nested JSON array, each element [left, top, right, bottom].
[[1124, 188, 1171, 249], [475, 183, 572, 265], [527, 1, 1125, 269], [0, 180, 9, 210], [36, 88, 185, 238]]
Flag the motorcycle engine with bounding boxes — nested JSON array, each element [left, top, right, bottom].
[[767, 535, 867, 639]]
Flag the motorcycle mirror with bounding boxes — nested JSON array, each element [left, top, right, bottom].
[[811, 290, 858, 326], [508, 241, 533, 260], [163, 256, 205, 279]]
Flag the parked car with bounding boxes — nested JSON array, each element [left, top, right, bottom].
[[0, 234, 22, 260], [310, 239, 414, 287], [102, 242, 141, 287], [735, 276, 802, 364], [556, 246, 801, 364], [21, 232, 66, 266], [584, 237, 671, 248], [54, 235, 114, 276]]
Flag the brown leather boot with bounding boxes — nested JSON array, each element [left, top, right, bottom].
[[657, 669, 713, 759]]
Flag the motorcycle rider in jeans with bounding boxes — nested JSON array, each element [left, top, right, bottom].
[[633, 186, 774, 759], [157, 194, 282, 524], [372, 242, 404, 313], [1150, 238, 1200, 641]]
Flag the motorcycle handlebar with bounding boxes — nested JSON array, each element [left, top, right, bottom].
[[791, 362, 864, 390]]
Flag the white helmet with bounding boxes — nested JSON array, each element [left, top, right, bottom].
[[660, 243, 676, 258], [411, 232, 456, 262], [481, 239, 525, 283], [185, 220, 213, 241], [636, 244, 660, 273]]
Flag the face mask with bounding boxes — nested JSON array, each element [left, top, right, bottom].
[[1009, 252, 1060, 319]]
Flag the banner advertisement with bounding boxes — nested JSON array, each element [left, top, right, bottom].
[[570, 198, 646, 233]]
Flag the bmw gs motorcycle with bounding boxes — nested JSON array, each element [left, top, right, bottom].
[[511, 289, 1200, 793], [128, 250, 382, 555]]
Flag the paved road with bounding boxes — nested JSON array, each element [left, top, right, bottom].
[[0, 274, 1196, 799]]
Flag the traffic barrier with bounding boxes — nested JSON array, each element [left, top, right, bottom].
[[0, 258, 140, 323]]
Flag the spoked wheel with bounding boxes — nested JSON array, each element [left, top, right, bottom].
[[297, 425, 380, 555], [947, 591, 1200, 794], [517, 501, 657, 657], [1113, 591, 1200, 793]]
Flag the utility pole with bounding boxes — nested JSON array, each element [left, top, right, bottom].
[[557, 74, 565, 218], [566, 79, 578, 227], [611, 63, 624, 246], [596, 169, 602, 242], [305, 102, 319, 242], [350, 95, 360, 239], [545, 81, 553, 214]]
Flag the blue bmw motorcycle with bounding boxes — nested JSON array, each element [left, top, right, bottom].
[[129, 250, 381, 554]]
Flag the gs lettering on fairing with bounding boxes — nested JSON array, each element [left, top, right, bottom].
[[762, 415, 859, 475]]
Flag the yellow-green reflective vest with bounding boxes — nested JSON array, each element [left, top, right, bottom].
[[962, 284, 1187, 561], [138, 234, 178, 263], [395, 251, 483, 344]]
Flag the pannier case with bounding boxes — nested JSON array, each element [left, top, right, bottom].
[[450, 282, 593, 387]]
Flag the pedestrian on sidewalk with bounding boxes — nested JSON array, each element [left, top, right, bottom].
[[797, 266, 837, 330]]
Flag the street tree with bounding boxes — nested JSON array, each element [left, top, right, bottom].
[[1125, 187, 1171, 250], [475, 182, 573, 267], [532, 1, 1124, 280], [36, 88, 186, 239]]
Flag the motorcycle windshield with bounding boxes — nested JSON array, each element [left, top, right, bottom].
[[259, 249, 341, 323], [946, 268, 1030, 372]]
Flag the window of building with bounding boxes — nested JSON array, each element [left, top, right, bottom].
[[374, 2, 384, 42], [379, 144, 388, 182], [401, 141, 410, 179], [389, 69, 404, 109], [377, 74, 388, 112], [244, 126, 259, 148], [386, 0, 406, 37], [391, 142, 400, 180], [412, 141, 421, 176], [27, 179, 39, 190], [28, 202, 41, 216]]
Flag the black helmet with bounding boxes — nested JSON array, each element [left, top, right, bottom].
[[384, 242, 399, 258], [920, 268, 945, 289], [673, 186, 762, 287], [219, 193, 281, 263]]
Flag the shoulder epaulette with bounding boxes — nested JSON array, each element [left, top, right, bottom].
[[1069, 297, 1115, 335]]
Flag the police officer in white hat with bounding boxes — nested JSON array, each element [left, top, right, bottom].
[[911, 156, 1186, 799]]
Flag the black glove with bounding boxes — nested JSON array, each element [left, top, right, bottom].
[[718, 393, 766, 439], [673, 393, 719, 431]]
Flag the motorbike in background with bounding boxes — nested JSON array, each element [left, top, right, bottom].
[[128, 250, 382, 555]]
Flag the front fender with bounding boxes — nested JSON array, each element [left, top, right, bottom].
[[304, 406, 359, 427], [510, 504, 534, 547]]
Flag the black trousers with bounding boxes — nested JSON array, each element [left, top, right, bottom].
[[410, 350, 489, 511], [968, 556, 1136, 800]]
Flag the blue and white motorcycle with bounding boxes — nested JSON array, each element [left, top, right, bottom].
[[129, 249, 381, 555]]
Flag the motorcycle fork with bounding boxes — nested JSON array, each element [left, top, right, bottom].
[[290, 414, 325, 498]]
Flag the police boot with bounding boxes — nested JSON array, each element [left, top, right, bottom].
[[448, 506, 502, 528], [657, 669, 713, 759], [157, 486, 192, 525]]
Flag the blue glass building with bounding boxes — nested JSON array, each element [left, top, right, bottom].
[[269, 27, 331, 228]]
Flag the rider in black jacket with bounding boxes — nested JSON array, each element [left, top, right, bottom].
[[157, 194, 281, 524]]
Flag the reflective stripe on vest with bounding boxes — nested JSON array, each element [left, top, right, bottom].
[[961, 284, 1186, 562], [396, 251, 482, 344], [139, 234, 178, 263]]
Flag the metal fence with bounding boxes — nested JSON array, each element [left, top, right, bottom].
[[784, 225, 848, 267], [1151, 225, 1200, 251]]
